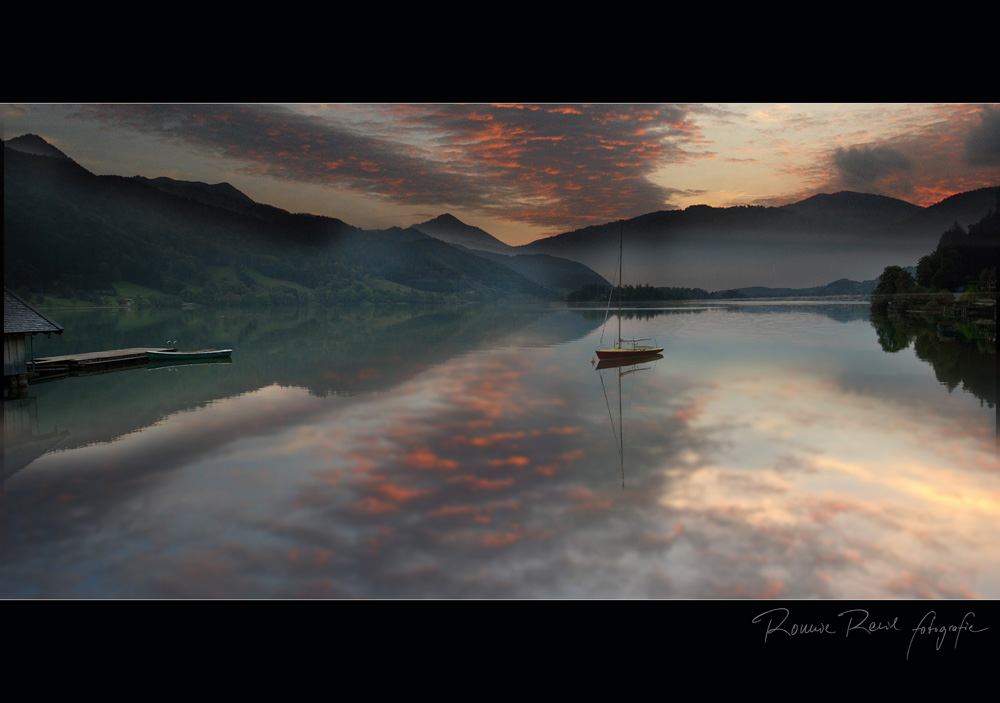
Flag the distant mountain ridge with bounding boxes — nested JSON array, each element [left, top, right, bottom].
[[2, 135, 605, 303], [138, 176, 292, 222], [722, 277, 880, 298], [413, 213, 512, 254], [516, 187, 999, 289], [4, 133, 997, 299], [4, 133, 72, 160], [410, 182, 998, 291], [780, 191, 924, 227], [412, 214, 609, 291]]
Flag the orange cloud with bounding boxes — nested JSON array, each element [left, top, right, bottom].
[[353, 496, 399, 515], [480, 532, 526, 547], [487, 456, 531, 468], [430, 504, 482, 518], [641, 522, 685, 547], [548, 426, 582, 436], [401, 446, 459, 472], [448, 426, 581, 448], [447, 475, 515, 491], [376, 481, 432, 503], [566, 486, 613, 512], [717, 579, 788, 599], [460, 430, 531, 447], [672, 398, 706, 423], [885, 571, 979, 599], [536, 449, 584, 476]]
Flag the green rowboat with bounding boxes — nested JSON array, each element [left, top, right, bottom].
[[146, 349, 233, 361]]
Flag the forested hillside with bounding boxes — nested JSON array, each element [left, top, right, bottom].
[[871, 204, 998, 316], [3, 138, 565, 305]]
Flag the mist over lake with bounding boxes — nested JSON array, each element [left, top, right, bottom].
[[3, 301, 995, 599]]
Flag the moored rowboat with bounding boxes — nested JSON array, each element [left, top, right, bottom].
[[146, 349, 233, 361]]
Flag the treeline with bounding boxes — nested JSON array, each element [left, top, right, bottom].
[[566, 283, 738, 302], [566, 279, 881, 303], [915, 208, 998, 290], [872, 205, 998, 315], [568, 283, 668, 302]]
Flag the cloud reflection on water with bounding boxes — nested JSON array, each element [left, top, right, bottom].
[[653, 360, 998, 599], [1, 307, 996, 599]]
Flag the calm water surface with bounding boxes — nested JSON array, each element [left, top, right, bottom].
[[2, 302, 996, 598]]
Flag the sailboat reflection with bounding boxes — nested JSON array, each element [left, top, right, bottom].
[[594, 352, 663, 488]]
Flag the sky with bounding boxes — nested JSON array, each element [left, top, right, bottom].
[[2, 102, 999, 246]]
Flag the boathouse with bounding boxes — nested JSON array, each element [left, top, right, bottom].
[[4, 288, 64, 396]]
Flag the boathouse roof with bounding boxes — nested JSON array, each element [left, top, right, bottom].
[[3, 288, 65, 336]]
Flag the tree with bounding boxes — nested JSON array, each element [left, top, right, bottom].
[[931, 256, 961, 291], [871, 266, 921, 315], [873, 266, 909, 296], [916, 213, 999, 291]]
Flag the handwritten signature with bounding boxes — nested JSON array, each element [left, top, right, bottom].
[[906, 610, 987, 660], [751, 607, 987, 659]]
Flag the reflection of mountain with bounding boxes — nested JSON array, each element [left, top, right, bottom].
[[571, 300, 872, 324], [572, 306, 710, 327], [3, 429, 70, 483], [870, 311, 996, 408], [3, 397, 70, 483], [722, 302, 874, 323], [24, 305, 605, 451]]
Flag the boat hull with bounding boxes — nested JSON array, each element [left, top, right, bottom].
[[147, 356, 233, 369], [595, 352, 663, 369], [146, 349, 233, 361], [595, 346, 664, 361]]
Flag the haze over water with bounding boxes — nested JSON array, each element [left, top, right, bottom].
[[2, 302, 996, 599]]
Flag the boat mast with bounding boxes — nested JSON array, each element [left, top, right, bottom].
[[618, 226, 623, 347]]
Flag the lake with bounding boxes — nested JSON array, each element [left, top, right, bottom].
[[2, 301, 996, 599]]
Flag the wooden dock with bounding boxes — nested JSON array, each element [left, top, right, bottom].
[[30, 347, 176, 379]]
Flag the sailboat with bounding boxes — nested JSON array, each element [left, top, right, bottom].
[[595, 228, 664, 361]]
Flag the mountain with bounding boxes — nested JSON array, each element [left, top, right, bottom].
[[721, 277, 881, 298], [780, 191, 924, 228], [413, 213, 512, 254], [516, 189, 1000, 290], [4, 133, 73, 160], [413, 213, 610, 291], [5, 134, 997, 299], [896, 187, 1000, 234], [3, 136, 604, 304], [138, 176, 290, 222]]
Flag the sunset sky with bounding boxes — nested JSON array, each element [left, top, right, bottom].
[[3, 102, 999, 246]]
